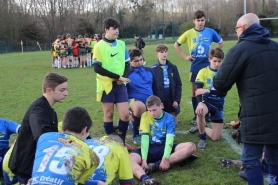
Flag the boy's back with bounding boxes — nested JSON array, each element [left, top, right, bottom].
[[31, 132, 99, 185]]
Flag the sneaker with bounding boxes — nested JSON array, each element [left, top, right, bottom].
[[189, 126, 199, 134], [220, 158, 243, 170], [197, 139, 206, 150], [191, 117, 197, 125], [133, 135, 141, 145], [179, 154, 198, 167], [238, 170, 247, 181], [139, 178, 161, 185], [145, 163, 159, 174], [125, 143, 136, 151]]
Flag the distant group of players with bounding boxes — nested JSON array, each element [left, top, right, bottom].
[[51, 33, 102, 69]]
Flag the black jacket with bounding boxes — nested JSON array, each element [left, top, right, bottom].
[[150, 60, 182, 106], [134, 37, 145, 50], [9, 96, 58, 178], [213, 23, 278, 144]]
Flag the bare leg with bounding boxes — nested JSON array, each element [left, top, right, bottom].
[[130, 153, 145, 180], [205, 123, 223, 141], [169, 142, 196, 164]]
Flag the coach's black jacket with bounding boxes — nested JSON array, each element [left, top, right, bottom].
[[213, 23, 278, 144], [9, 96, 58, 178], [150, 60, 182, 113]]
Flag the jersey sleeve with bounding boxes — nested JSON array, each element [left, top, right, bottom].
[[118, 149, 134, 184], [139, 112, 153, 135], [212, 29, 222, 43], [176, 31, 189, 45], [93, 44, 102, 65], [166, 114, 176, 137], [2, 119, 20, 134], [195, 68, 206, 85]]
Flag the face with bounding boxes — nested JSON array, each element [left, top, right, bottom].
[[130, 55, 144, 67], [193, 17, 206, 30], [235, 22, 246, 39], [209, 57, 222, 70], [156, 50, 168, 61], [105, 27, 119, 40], [51, 82, 68, 103], [147, 104, 163, 119]]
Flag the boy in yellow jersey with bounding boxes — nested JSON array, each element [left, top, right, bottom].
[[51, 35, 62, 68], [85, 134, 134, 185], [84, 34, 92, 67], [93, 18, 134, 150], [174, 10, 224, 125], [190, 48, 226, 150], [130, 96, 197, 185], [30, 107, 99, 185], [3, 141, 19, 185]]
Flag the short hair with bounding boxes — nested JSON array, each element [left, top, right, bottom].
[[134, 34, 139, 37], [42, 72, 67, 93], [156, 44, 168, 53], [108, 133, 124, 145], [84, 34, 88, 38], [78, 35, 83, 38], [103, 18, 120, 30], [62, 107, 92, 133], [146, 95, 161, 107], [66, 33, 71, 38], [129, 49, 142, 61], [57, 35, 62, 39], [209, 48, 225, 60], [194, 10, 206, 19]]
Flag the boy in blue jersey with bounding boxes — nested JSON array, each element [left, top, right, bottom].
[[0, 118, 20, 177], [150, 44, 182, 124], [30, 107, 99, 185], [191, 48, 226, 150], [93, 18, 134, 150], [85, 134, 134, 185], [174, 10, 224, 125], [130, 96, 197, 185], [127, 49, 159, 145]]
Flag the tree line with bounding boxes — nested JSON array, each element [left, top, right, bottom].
[[0, 0, 277, 43]]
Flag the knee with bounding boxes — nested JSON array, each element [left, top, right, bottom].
[[211, 136, 221, 141], [104, 111, 113, 120]]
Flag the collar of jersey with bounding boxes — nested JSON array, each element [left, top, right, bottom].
[[103, 37, 116, 43], [194, 27, 205, 32]]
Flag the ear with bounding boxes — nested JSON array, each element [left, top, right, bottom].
[[81, 126, 87, 136], [160, 103, 164, 109], [45, 87, 53, 94]]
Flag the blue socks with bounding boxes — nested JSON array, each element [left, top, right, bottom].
[[103, 122, 114, 134], [199, 132, 207, 140], [132, 115, 140, 138], [192, 97, 197, 117], [118, 119, 129, 141], [246, 167, 264, 185], [140, 174, 150, 182]]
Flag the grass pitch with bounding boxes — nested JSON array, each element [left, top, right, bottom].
[[0, 40, 249, 184]]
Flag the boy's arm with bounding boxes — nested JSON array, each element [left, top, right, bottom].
[[173, 66, 182, 103], [93, 64, 120, 79], [122, 62, 130, 78], [195, 83, 204, 103], [141, 134, 150, 161]]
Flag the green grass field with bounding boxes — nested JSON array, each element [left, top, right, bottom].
[[0, 40, 250, 184]]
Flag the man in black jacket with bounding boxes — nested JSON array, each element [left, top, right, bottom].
[[134, 34, 145, 52], [8, 72, 68, 184], [213, 13, 278, 185]]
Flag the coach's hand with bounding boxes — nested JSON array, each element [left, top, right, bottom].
[[141, 159, 148, 171], [118, 76, 131, 83], [160, 158, 170, 171]]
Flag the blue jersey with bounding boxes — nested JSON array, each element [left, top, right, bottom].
[[140, 111, 175, 144], [195, 66, 225, 110], [0, 119, 20, 149], [85, 136, 133, 185], [31, 132, 99, 185], [176, 27, 222, 73], [127, 66, 155, 103]]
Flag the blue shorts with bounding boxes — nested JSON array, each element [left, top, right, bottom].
[[133, 143, 178, 163], [190, 73, 198, 82], [204, 102, 224, 123], [101, 82, 128, 103], [162, 96, 180, 115]]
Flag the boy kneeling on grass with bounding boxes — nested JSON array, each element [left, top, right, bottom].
[[189, 48, 227, 150]]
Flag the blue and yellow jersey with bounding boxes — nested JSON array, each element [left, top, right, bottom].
[[3, 144, 19, 185], [0, 118, 20, 149], [176, 27, 222, 73], [31, 132, 99, 185], [140, 111, 175, 144], [93, 38, 130, 101], [85, 136, 133, 185], [195, 66, 225, 110]]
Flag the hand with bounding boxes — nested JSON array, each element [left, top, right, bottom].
[[185, 55, 195, 61], [195, 89, 209, 96], [118, 76, 131, 83], [173, 101, 178, 109], [116, 80, 124, 85], [195, 102, 206, 117], [159, 158, 170, 171], [141, 160, 148, 171]]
